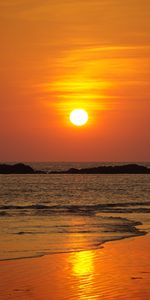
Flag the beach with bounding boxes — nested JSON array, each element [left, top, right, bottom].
[[0, 167, 150, 299], [0, 234, 150, 300]]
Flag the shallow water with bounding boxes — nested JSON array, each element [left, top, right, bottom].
[[0, 162, 150, 260]]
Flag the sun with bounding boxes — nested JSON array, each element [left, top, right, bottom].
[[69, 109, 89, 126]]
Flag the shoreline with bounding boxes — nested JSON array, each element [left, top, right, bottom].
[[0, 223, 147, 262], [0, 234, 150, 300]]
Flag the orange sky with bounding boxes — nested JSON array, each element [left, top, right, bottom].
[[0, 0, 150, 161]]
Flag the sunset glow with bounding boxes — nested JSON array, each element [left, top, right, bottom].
[[0, 0, 149, 161]]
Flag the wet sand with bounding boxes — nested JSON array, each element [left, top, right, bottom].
[[0, 235, 150, 300]]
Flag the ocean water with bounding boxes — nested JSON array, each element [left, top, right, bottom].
[[0, 162, 150, 260]]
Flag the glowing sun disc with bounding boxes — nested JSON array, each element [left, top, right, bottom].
[[70, 109, 89, 126]]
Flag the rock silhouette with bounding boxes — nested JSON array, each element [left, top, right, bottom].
[[0, 163, 45, 174], [0, 163, 150, 174], [50, 164, 150, 174]]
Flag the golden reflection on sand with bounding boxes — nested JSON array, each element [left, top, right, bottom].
[[69, 250, 98, 300], [71, 250, 94, 276], [0, 236, 150, 300]]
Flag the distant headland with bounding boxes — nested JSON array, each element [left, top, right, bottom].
[[0, 163, 150, 174], [0, 163, 45, 174]]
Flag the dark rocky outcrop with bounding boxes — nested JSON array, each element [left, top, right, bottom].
[[50, 164, 150, 174], [0, 163, 45, 174], [0, 163, 150, 175]]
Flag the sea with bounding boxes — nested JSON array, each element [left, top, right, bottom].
[[0, 162, 150, 261]]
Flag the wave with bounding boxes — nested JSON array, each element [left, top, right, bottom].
[[0, 211, 10, 217], [1, 202, 150, 215], [0, 202, 148, 260]]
